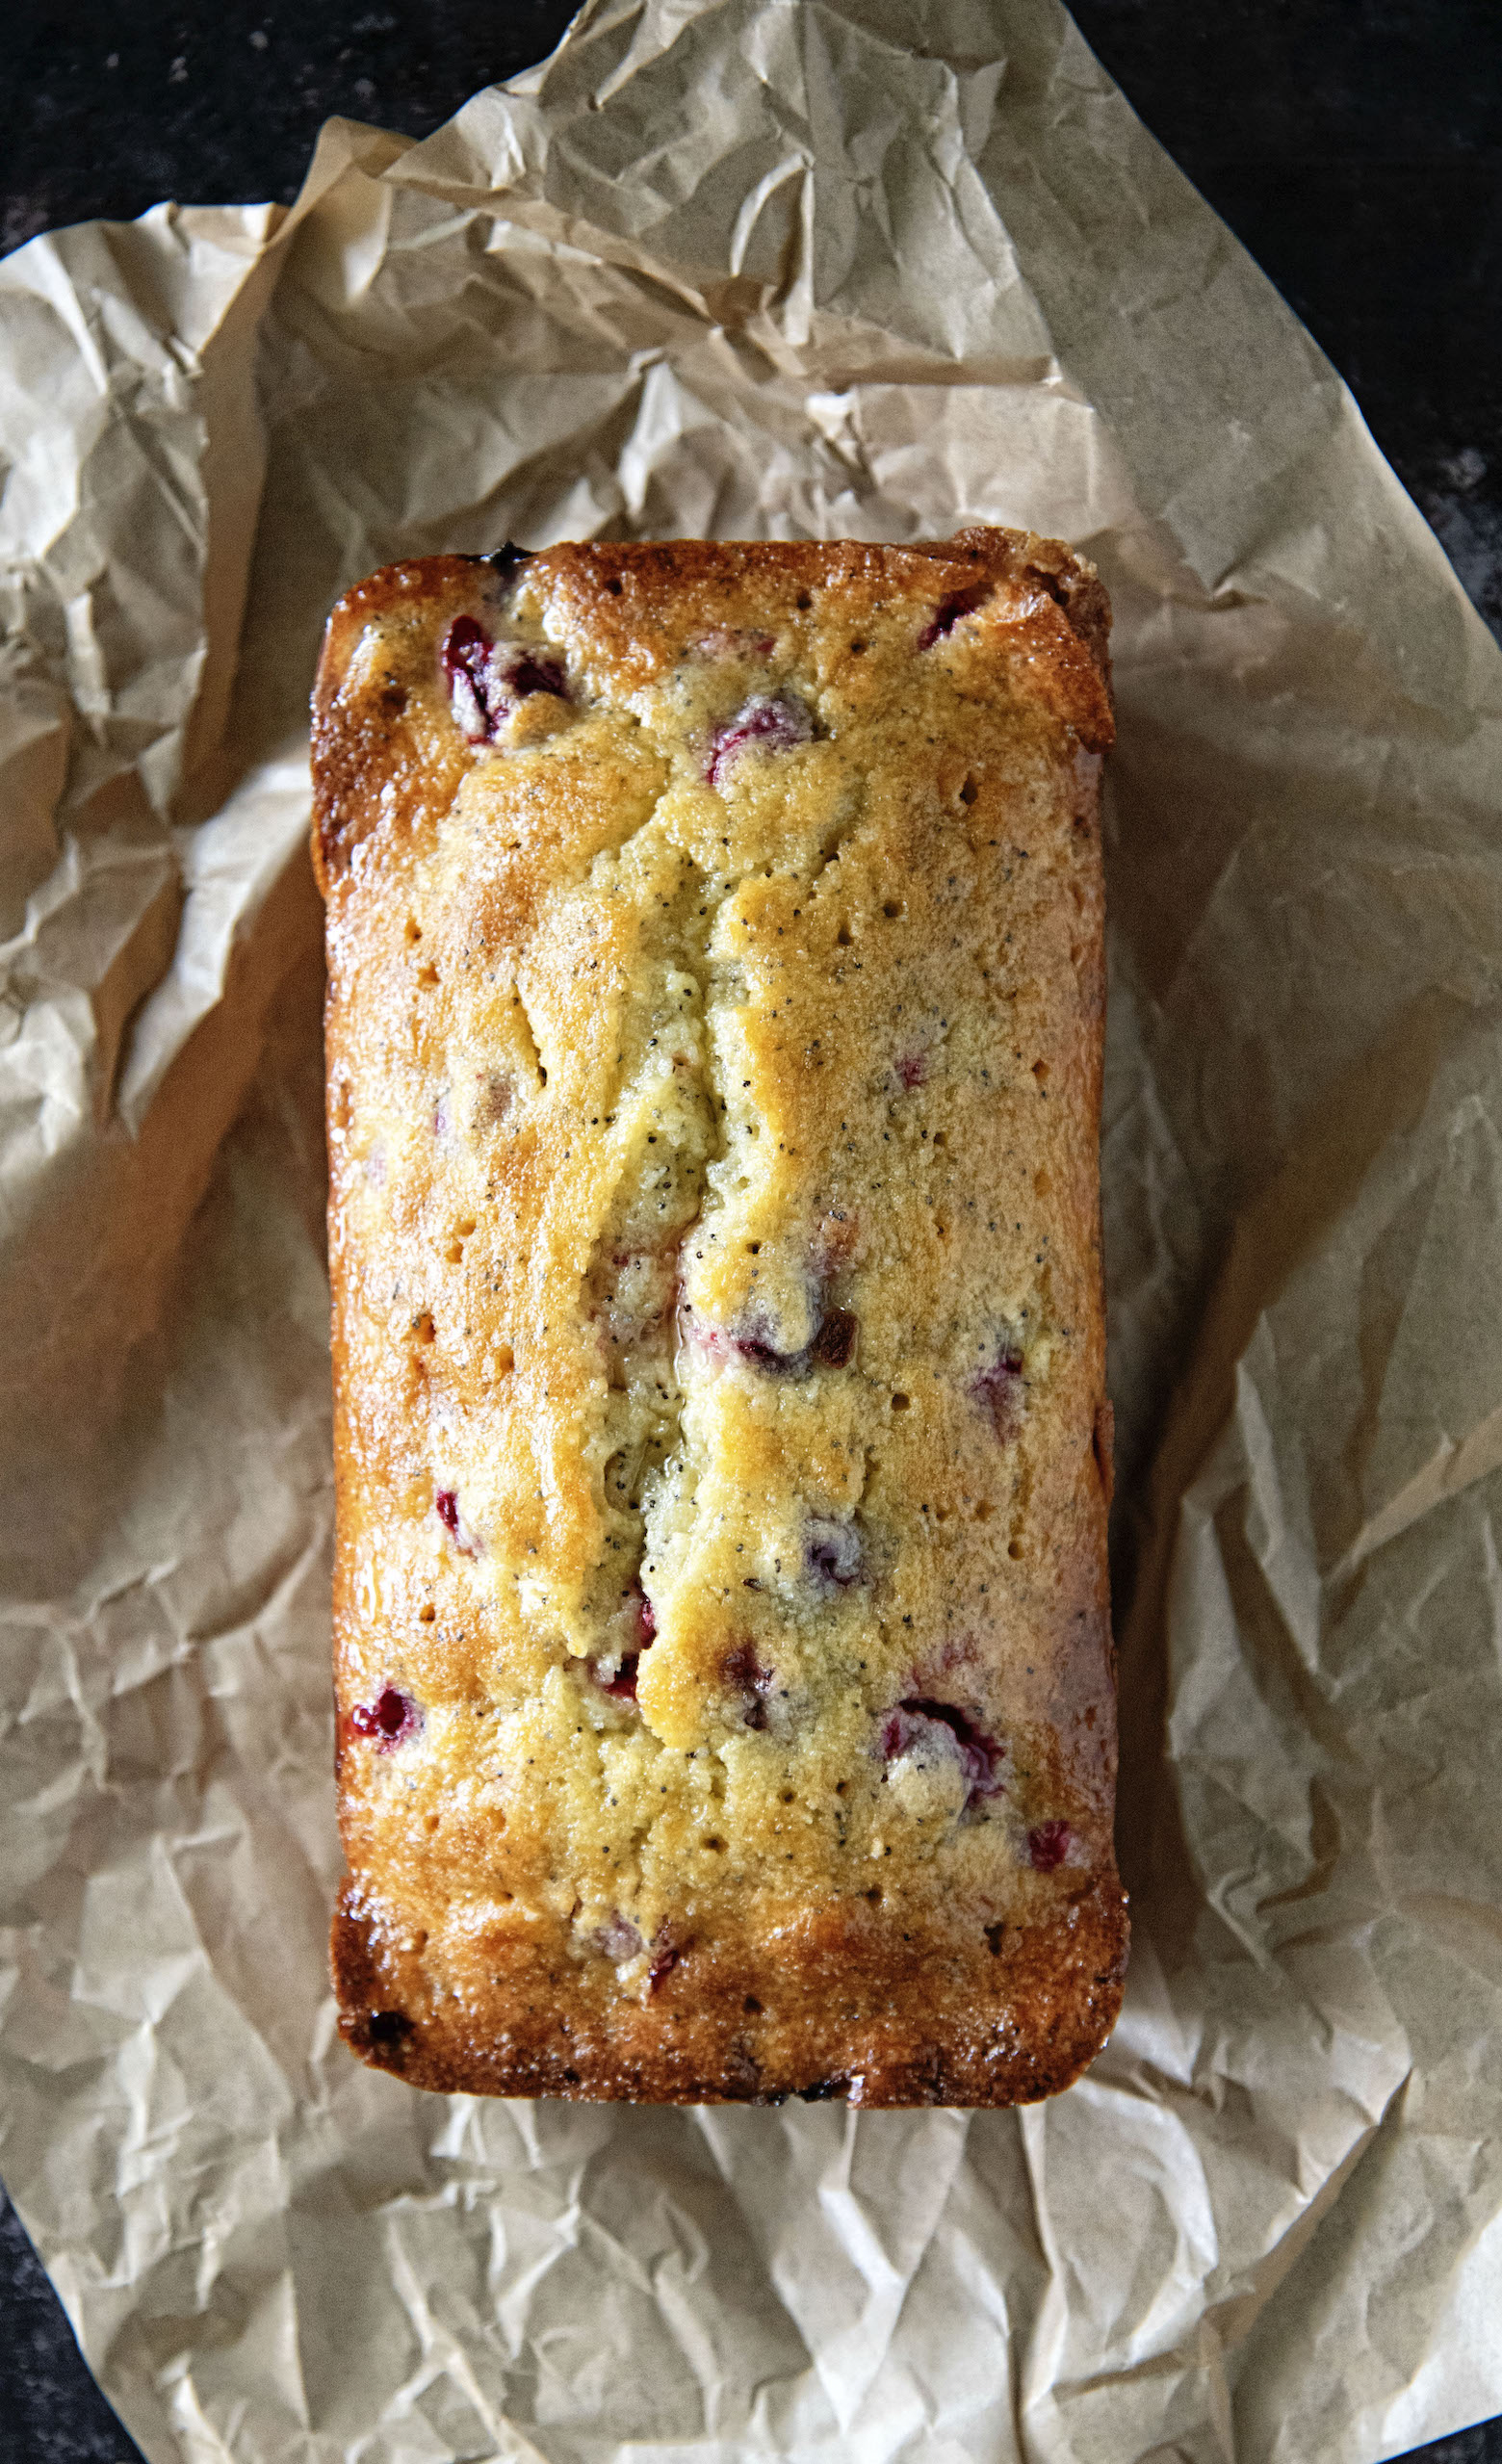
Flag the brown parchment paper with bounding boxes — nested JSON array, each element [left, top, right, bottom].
[[3, 5, 1501, 2459]]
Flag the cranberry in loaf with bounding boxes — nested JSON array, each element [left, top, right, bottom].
[[313, 531, 1126, 2106]]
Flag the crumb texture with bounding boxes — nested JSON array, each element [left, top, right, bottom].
[[314, 530, 1125, 2105]]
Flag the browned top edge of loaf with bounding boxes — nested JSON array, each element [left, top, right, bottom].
[[311, 529, 1126, 2108], [310, 530, 1113, 895]]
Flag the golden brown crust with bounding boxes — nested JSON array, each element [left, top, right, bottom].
[[312, 535, 1112, 894], [332, 1875, 1127, 2105], [315, 529, 1125, 2107]]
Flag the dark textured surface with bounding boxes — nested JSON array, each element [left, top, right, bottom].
[[0, 4, 1499, 2461], [0, 2189, 146, 2464]]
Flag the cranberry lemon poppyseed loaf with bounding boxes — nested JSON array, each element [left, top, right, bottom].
[[312, 530, 1126, 2106]]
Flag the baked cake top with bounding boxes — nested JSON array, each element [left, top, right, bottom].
[[315, 532, 1123, 2099]]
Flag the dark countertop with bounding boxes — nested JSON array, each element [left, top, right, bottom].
[[1, 6, 1498, 2462]]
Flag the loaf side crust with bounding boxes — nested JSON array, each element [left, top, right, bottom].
[[315, 530, 1125, 2105]]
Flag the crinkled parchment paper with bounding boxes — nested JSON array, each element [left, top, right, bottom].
[[3, 4, 1501, 2459]]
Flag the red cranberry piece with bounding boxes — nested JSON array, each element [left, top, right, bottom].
[[441, 615, 501, 740], [971, 1342, 1025, 1440], [506, 647, 566, 699], [806, 1517, 862, 1587], [810, 1309, 857, 1369], [918, 584, 989, 651], [647, 1930, 685, 1994], [896, 1051, 927, 1090], [600, 1651, 640, 1701], [704, 692, 814, 789], [441, 616, 566, 742], [351, 1686, 421, 1751], [724, 1640, 774, 1729], [735, 1306, 857, 1379], [599, 1582, 660, 1657], [736, 1330, 796, 1374], [1028, 1819, 1072, 1871], [434, 1489, 481, 1555], [881, 1698, 1004, 1803]]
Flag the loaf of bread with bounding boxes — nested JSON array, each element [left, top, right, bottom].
[[313, 530, 1126, 2106]]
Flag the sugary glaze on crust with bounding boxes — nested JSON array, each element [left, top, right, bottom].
[[314, 531, 1126, 2105]]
